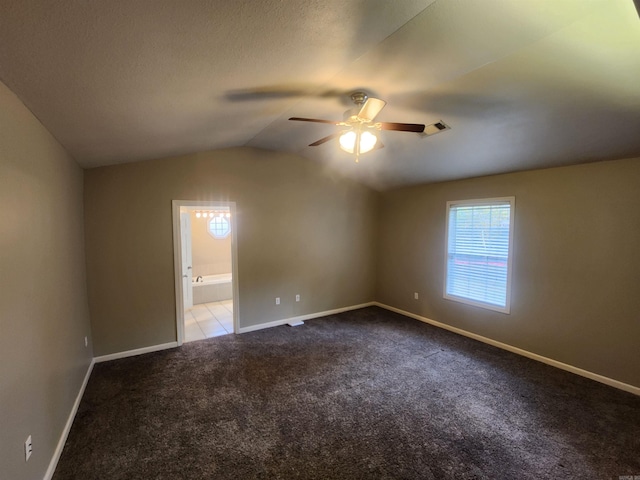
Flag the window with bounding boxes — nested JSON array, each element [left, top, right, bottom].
[[444, 197, 514, 313], [208, 215, 230, 239]]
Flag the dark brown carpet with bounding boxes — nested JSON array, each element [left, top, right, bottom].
[[53, 307, 640, 479]]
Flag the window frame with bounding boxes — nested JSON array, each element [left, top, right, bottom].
[[443, 196, 515, 314], [208, 215, 231, 239]]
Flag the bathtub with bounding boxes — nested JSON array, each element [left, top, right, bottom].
[[192, 273, 232, 304]]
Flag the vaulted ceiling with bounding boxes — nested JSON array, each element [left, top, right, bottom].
[[1, 0, 639, 189]]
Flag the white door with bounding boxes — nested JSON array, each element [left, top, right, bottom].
[[180, 212, 193, 310]]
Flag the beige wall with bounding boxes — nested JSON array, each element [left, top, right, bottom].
[[190, 211, 232, 277], [376, 157, 640, 388], [0, 81, 93, 479], [84, 148, 378, 356]]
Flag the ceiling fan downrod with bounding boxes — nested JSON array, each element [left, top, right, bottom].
[[350, 91, 368, 106]]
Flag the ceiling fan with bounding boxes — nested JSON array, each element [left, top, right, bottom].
[[289, 92, 426, 162]]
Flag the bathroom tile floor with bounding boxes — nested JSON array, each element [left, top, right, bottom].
[[184, 299, 234, 343]]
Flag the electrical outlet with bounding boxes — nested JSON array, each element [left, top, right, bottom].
[[25, 435, 32, 462], [84, 336, 88, 347], [295, 294, 300, 302], [275, 297, 280, 305], [414, 292, 419, 300]]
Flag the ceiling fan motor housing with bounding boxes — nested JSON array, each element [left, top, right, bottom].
[[350, 91, 368, 106]]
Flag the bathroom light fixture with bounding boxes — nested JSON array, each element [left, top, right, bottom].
[[195, 209, 232, 219]]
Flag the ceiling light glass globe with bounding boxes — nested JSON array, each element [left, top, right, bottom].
[[339, 131, 356, 153], [359, 131, 377, 153], [339, 130, 377, 154]]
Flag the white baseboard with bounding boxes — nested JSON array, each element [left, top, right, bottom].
[[44, 358, 95, 480], [237, 302, 376, 334], [94, 341, 178, 363], [374, 302, 639, 396], [93, 304, 376, 357]]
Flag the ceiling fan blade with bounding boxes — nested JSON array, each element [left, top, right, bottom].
[[357, 98, 386, 122], [289, 117, 342, 125], [308, 132, 342, 146], [379, 122, 425, 133]]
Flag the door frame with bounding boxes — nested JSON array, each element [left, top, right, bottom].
[[172, 200, 240, 346], [180, 211, 194, 310]]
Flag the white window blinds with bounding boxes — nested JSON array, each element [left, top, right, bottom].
[[445, 198, 514, 313]]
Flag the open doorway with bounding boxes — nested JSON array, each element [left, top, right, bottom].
[[172, 200, 239, 345]]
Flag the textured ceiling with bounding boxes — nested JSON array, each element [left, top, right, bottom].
[[1, 0, 639, 189]]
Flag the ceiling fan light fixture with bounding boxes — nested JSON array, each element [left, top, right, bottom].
[[289, 92, 427, 157], [339, 130, 377, 154]]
